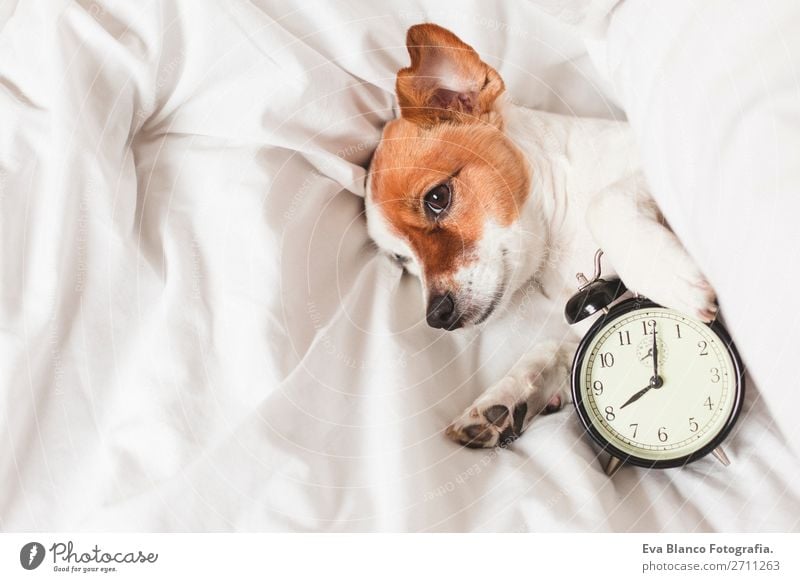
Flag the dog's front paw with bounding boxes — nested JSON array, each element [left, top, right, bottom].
[[656, 269, 718, 323], [445, 401, 529, 449], [625, 251, 719, 323], [445, 378, 567, 449], [678, 277, 718, 323]]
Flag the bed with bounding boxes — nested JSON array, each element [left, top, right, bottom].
[[1, 0, 798, 532]]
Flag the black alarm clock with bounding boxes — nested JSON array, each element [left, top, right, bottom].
[[565, 251, 745, 476]]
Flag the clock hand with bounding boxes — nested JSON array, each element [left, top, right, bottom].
[[619, 382, 654, 410], [651, 324, 660, 383], [640, 348, 653, 361], [619, 374, 664, 410]]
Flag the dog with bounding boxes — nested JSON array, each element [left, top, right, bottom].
[[365, 24, 718, 448]]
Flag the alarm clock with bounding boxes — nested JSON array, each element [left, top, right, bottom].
[[565, 251, 745, 476]]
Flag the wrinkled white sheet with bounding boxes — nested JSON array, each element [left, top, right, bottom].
[[0, 0, 797, 532]]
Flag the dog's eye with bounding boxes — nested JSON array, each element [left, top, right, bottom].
[[392, 253, 409, 265], [423, 183, 451, 218]]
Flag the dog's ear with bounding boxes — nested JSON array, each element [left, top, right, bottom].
[[396, 24, 505, 127]]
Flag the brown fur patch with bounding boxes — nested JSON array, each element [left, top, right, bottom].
[[369, 118, 530, 285], [396, 23, 505, 128]]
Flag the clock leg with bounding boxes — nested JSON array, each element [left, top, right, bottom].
[[712, 446, 731, 466], [604, 455, 623, 476]]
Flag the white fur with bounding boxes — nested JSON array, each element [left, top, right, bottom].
[[365, 173, 422, 279]]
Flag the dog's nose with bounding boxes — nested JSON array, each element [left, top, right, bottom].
[[426, 293, 461, 330]]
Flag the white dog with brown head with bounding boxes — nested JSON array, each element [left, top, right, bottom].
[[366, 24, 717, 448]]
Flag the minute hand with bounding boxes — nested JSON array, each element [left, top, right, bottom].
[[652, 325, 659, 381]]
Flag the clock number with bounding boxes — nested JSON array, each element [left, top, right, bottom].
[[618, 331, 631, 346], [704, 396, 714, 411], [658, 426, 669, 442], [698, 340, 709, 356], [592, 380, 604, 396], [710, 368, 721, 383], [604, 406, 615, 421], [599, 352, 615, 368], [629, 423, 639, 438], [675, 324, 682, 339], [642, 319, 656, 335], [689, 417, 699, 433]]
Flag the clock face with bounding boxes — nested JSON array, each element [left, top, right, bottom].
[[574, 302, 743, 465]]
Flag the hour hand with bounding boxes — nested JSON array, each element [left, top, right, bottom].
[[620, 383, 653, 410]]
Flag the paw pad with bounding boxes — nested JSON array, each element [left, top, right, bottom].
[[446, 402, 528, 448]]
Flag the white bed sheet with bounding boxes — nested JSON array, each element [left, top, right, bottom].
[[0, 0, 797, 532]]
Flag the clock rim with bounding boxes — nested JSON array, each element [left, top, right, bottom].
[[571, 297, 746, 469]]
